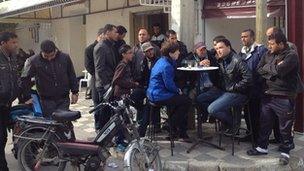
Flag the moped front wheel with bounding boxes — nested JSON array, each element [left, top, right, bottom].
[[17, 132, 66, 171], [126, 140, 162, 171]]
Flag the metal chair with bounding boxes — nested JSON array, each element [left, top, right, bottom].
[[148, 101, 175, 156], [218, 102, 254, 155]]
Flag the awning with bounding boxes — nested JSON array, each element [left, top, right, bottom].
[[202, 0, 285, 19], [0, 0, 82, 18]]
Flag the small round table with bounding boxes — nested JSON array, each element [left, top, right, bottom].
[[177, 66, 224, 153]]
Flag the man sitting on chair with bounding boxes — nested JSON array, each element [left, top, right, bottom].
[[196, 38, 252, 135]]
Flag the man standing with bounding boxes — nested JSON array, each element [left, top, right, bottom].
[[0, 32, 19, 171], [239, 29, 268, 142], [114, 25, 127, 62], [247, 32, 303, 165], [21, 40, 79, 117], [150, 23, 165, 48], [94, 24, 118, 129], [196, 38, 252, 134], [85, 28, 104, 131], [165, 30, 188, 67]]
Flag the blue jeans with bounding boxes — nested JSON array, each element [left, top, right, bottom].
[[196, 88, 247, 125]]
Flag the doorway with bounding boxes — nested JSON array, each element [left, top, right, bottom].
[[131, 10, 169, 45]]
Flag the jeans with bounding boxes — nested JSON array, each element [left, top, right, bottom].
[[257, 96, 295, 153], [130, 88, 158, 137], [0, 105, 10, 171], [196, 88, 247, 126]]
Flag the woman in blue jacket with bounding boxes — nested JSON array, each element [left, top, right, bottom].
[[147, 42, 191, 142]]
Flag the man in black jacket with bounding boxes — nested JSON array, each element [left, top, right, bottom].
[[94, 24, 118, 129], [0, 32, 19, 171], [131, 28, 160, 83], [247, 32, 303, 165], [196, 38, 252, 133], [85, 28, 104, 130], [21, 40, 79, 117]]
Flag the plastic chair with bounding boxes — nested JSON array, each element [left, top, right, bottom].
[[79, 70, 90, 91]]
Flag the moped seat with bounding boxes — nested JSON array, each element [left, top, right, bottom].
[[52, 110, 81, 122]]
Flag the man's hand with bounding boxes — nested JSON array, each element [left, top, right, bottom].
[[199, 59, 210, 67], [178, 89, 183, 95], [71, 93, 78, 104]]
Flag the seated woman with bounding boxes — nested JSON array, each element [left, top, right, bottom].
[[112, 44, 139, 99], [147, 42, 192, 142]]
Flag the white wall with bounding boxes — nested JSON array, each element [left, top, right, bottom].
[[16, 23, 52, 54], [204, 18, 273, 52], [85, 5, 161, 46], [51, 17, 86, 76]]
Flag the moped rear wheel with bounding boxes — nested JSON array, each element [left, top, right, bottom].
[[17, 132, 66, 171]]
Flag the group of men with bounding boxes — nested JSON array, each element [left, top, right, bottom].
[[193, 27, 302, 165], [0, 32, 79, 170], [0, 22, 302, 170]]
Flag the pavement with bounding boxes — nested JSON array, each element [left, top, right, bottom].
[[5, 89, 304, 171]]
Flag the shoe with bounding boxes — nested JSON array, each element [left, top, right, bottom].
[[179, 133, 193, 143], [208, 116, 216, 123], [224, 127, 239, 136], [278, 142, 295, 152], [85, 95, 92, 100], [116, 143, 127, 153], [279, 153, 289, 165], [247, 148, 268, 156]]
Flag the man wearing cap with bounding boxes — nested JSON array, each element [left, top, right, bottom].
[[185, 42, 219, 92], [21, 40, 79, 118], [196, 38, 252, 134], [131, 41, 160, 137], [131, 28, 160, 83], [183, 42, 219, 122]]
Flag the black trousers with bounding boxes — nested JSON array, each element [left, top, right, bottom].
[[154, 94, 191, 135], [130, 88, 160, 137], [40, 97, 70, 117], [257, 96, 295, 153], [0, 105, 10, 171]]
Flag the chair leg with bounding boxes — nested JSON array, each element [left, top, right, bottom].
[[247, 106, 255, 149], [149, 106, 155, 141], [232, 108, 235, 156], [168, 112, 174, 156], [219, 121, 223, 147]]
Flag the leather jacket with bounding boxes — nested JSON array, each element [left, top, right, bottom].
[[257, 47, 303, 98], [217, 52, 252, 94], [0, 47, 20, 105]]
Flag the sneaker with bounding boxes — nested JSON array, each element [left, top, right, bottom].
[[278, 142, 295, 152], [116, 143, 127, 153]]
